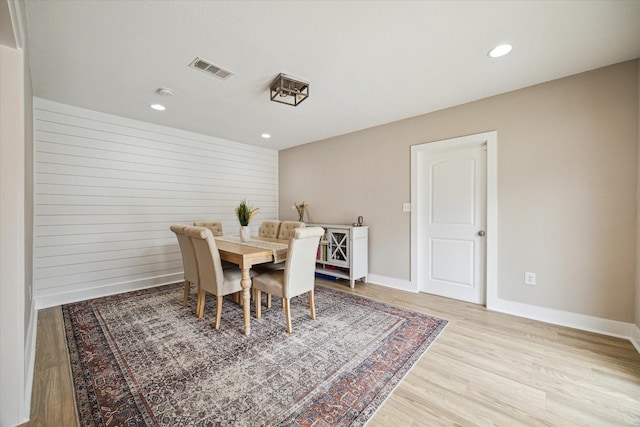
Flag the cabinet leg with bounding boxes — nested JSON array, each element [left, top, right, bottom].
[[350, 279, 355, 288]]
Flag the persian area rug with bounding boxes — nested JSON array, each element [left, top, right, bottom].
[[63, 283, 448, 426]]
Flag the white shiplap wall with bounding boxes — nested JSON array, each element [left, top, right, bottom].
[[33, 98, 278, 307]]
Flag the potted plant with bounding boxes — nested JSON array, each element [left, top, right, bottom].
[[235, 200, 259, 242], [292, 201, 308, 222]]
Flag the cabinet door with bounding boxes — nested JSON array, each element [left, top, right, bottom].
[[327, 228, 349, 267]]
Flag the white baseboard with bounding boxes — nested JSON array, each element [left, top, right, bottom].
[[369, 275, 638, 354], [488, 297, 633, 341], [366, 274, 417, 293], [35, 273, 183, 309], [32, 271, 640, 356]]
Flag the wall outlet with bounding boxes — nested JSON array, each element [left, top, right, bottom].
[[402, 203, 411, 212], [524, 272, 536, 285]]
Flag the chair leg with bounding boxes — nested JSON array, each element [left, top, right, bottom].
[[182, 280, 190, 307], [196, 289, 205, 319], [214, 295, 223, 329], [255, 289, 262, 319], [309, 290, 316, 320], [281, 297, 285, 309], [196, 284, 201, 314], [266, 293, 272, 309], [284, 298, 292, 333]]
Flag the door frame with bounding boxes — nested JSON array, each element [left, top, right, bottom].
[[410, 131, 498, 307]]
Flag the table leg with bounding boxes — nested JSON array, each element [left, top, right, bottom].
[[241, 267, 252, 335]]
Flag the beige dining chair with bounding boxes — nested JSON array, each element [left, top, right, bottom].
[[185, 225, 253, 329], [277, 221, 306, 240], [194, 220, 241, 270], [170, 224, 199, 308], [194, 221, 223, 236], [253, 226, 324, 333], [259, 220, 281, 238]]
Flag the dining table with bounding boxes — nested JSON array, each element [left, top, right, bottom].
[[214, 235, 288, 335]]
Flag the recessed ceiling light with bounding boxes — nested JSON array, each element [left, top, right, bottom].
[[488, 44, 513, 58], [150, 104, 166, 111], [261, 133, 271, 139]]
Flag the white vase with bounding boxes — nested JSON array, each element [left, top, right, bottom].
[[239, 226, 251, 242]]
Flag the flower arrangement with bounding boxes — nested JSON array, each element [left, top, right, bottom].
[[292, 201, 308, 222], [235, 200, 259, 226]]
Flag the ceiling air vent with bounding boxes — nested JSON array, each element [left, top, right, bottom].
[[189, 57, 233, 80]]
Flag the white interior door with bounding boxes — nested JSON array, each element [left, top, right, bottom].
[[415, 138, 487, 304]]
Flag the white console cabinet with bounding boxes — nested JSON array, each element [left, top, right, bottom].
[[309, 224, 368, 288]]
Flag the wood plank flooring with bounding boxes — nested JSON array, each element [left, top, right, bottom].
[[24, 305, 77, 427], [23, 280, 640, 426]]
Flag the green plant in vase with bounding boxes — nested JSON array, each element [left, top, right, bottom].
[[235, 200, 259, 241]]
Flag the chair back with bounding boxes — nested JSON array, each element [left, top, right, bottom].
[[194, 221, 223, 236], [183, 225, 225, 295], [278, 221, 306, 240], [283, 227, 324, 299], [259, 220, 281, 238], [170, 224, 198, 284]]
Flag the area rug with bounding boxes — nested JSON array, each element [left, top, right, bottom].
[[63, 283, 447, 426]]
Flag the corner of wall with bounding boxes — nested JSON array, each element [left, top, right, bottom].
[[631, 323, 640, 354], [0, 42, 28, 427], [635, 58, 640, 337]]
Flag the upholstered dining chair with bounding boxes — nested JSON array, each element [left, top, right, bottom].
[[252, 226, 324, 333], [194, 221, 223, 236], [185, 225, 253, 329], [277, 221, 306, 240], [259, 220, 281, 238], [170, 224, 199, 308], [194, 220, 241, 270]]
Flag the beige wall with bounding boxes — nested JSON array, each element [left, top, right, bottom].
[[280, 60, 638, 323]]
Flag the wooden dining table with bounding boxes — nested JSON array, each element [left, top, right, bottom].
[[214, 236, 287, 335]]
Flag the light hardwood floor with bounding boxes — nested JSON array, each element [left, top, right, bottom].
[[24, 304, 76, 427], [24, 280, 640, 426]]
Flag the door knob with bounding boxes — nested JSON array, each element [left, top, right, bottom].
[[477, 230, 486, 237]]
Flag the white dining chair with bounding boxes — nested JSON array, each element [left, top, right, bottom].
[[252, 226, 324, 333], [185, 225, 253, 329], [170, 224, 199, 308]]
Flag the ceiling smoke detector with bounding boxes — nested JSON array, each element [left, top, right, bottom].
[[156, 87, 174, 97], [189, 57, 233, 80]]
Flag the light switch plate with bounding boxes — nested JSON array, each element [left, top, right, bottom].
[[402, 203, 411, 212]]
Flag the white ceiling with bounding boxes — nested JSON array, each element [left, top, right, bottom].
[[24, 1, 640, 150]]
